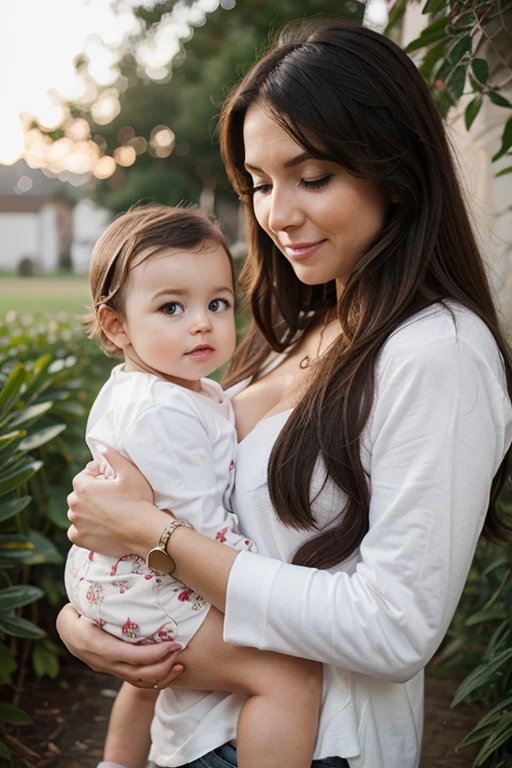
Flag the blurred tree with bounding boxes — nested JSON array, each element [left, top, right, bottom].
[[35, 0, 511, 220], [60, 0, 365, 217]]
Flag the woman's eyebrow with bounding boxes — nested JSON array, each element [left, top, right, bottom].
[[244, 151, 313, 173]]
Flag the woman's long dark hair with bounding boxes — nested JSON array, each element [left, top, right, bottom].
[[220, 20, 512, 568]]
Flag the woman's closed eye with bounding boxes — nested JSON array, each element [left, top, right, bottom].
[[208, 298, 231, 312], [252, 174, 334, 195]]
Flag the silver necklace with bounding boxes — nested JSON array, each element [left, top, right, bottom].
[[299, 314, 335, 370]]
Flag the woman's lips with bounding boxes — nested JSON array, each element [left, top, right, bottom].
[[284, 240, 326, 261]]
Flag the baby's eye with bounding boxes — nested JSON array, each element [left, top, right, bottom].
[[161, 302, 184, 316], [208, 298, 230, 312]]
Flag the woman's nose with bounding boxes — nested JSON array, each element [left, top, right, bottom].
[[268, 188, 304, 234]]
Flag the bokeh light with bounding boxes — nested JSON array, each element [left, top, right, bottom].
[[91, 90, 121, 125], [113, 145, 136, 167], [93, 155, 116, 179]]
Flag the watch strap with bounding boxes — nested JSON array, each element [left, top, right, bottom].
[[146, 518, 193, 574], [159, 519, 193, 550]]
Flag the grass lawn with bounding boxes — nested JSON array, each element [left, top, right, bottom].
[[0, 275, 91, 318]]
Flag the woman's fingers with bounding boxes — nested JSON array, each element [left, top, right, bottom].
[[154, 663, 185, 690], [90, 646, 184, 688]]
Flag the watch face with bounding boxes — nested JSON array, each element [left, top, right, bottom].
[[148, 548, 175, 574]]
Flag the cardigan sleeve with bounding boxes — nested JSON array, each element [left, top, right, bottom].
[[223, 336, 512, 682]]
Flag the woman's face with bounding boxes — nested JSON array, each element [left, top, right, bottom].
[[243, 103, 390, 293]]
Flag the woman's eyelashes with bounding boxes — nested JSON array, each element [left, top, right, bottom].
[[251, 174, 334, 195], [159, 298, 231, 316]]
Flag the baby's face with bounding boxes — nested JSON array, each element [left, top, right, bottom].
[[121, 241, 236, 389]]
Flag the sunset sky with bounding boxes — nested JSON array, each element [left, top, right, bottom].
[[0, 0, 219, 165]]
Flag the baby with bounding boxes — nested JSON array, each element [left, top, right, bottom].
[[65, 205, 321, 768]]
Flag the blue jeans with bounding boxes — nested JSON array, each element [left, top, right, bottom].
[[176, 742, 349, 767]]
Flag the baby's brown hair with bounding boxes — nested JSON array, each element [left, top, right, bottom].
[[85, 204, 233, 356]]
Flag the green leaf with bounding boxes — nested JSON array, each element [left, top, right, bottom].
[[0, 613, 46, 639], [472, 58, 489, 86], [483, 555, 510, 575], [0, 642, 17, 684], [51, 400, 86, 418], [32, 638, 60, 679], [495, 166, 512, 178], [473, 712, 512, 766], [452, 648, 512, 707], [464, 607, 506, 625], [405, 17, 448, 53], [0, 363, 25, 417], [0, 585, 44, 611], [492, 117, 512, 162], [0, 533, 33, 551], [46, 489, 71, 529], [6, 400, 53, 429], [22, 353, 53, 400], [0, 458, 43, 498], [0, 702, 33, 725], [446, 63, 468, 102], [465, 95, 483, 130], [0, 433, 25, 468], [0, 741, 11, 759], [419, 40, 448, 82], [489, 91, 512, 108], [19, 423, 67, 451], [0, 429, 26, 453], [445, 34, 472, 67], [423, 0, 446, 12], [21, 530, 63, 566], [384, 0, 407, 35], [469, 73, 483, 93], [0, 495, 31, 523]]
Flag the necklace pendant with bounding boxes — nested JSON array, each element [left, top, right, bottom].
[[299, 356, 311, 369]]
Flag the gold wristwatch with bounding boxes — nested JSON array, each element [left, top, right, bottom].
[[146, 519, 193, 574]]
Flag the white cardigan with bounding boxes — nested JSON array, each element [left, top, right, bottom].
[[149, 303, 512, 768]]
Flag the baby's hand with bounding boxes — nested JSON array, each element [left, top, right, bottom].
[[99, 456, 116, 480]]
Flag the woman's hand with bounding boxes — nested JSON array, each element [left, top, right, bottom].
[[67, 445, 171, 558], [56, 604, 184, 689]]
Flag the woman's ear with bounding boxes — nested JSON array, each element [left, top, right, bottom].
[[97, 304, 130, 350]]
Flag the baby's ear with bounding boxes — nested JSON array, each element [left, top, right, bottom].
[[97, 304, 130, 350]]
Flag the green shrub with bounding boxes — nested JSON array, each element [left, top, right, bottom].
[[432, 490, 512, 768], [0, 311, 114, 760]]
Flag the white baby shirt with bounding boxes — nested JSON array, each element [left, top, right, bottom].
[[65, 366, 255, 645]]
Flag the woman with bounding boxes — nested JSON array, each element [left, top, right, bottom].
[[58, 19, 512, 768]]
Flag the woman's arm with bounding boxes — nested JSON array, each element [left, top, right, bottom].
[[56, 604, 185, 688], [67, 467, 239, 612]]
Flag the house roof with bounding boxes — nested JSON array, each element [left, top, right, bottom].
[[0, 160, 84, 200]]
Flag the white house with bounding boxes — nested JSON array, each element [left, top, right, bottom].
[[0, 160, 76, 273], [0, 160, 111, 275]]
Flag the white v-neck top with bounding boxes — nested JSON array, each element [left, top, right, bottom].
[[149, 302, 512, 768]]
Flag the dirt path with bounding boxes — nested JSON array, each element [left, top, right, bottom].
[[5, 660, 482, 767]]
